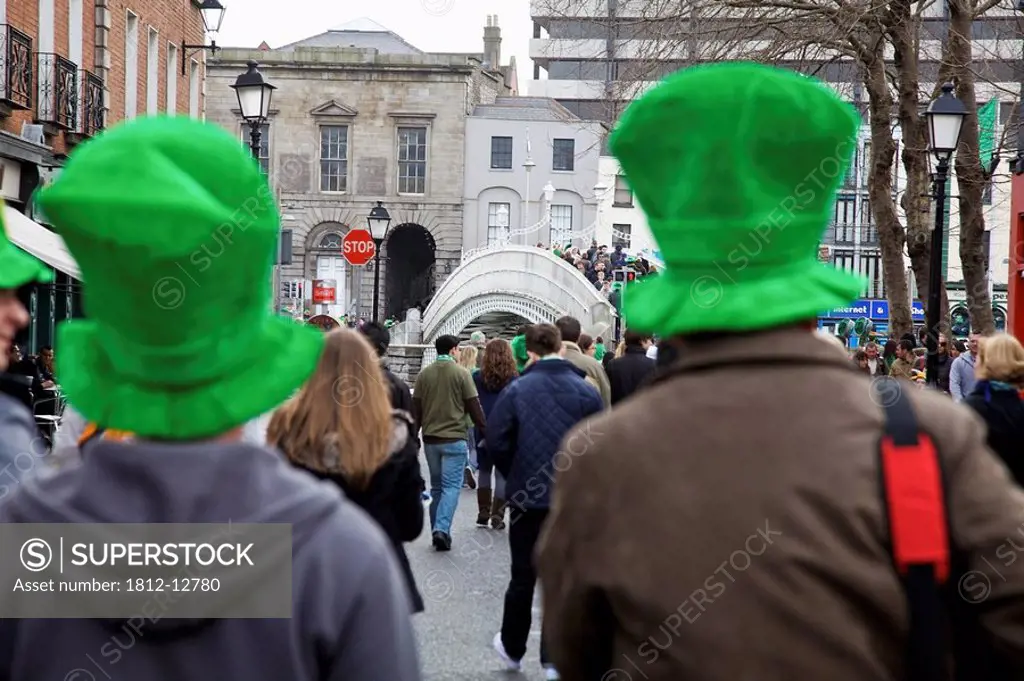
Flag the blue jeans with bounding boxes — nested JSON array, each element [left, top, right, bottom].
[[425, 440, 468, 535]]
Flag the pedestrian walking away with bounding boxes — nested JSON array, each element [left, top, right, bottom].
[[536, 62, 1024, 681], [413, 334, 486, 552]]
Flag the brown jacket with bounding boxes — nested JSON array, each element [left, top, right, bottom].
[[537, 327, 1024, 681], [561, 341, 612, 406]]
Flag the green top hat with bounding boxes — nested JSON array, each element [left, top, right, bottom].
[[37, 116, 324, 440], [0, 203, 54, 289], [611, 62, 866, 336]]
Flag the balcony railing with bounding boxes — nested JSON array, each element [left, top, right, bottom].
[[79, 70, 103, 135], [36, 53, 77, 129], [830, 224, 879, 246], [0, 25, 32, 109]]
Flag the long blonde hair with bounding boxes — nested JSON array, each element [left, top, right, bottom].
[[975, 333, 1024, 385], [267, 329, 392, 489], [458, 345, 478, 371]]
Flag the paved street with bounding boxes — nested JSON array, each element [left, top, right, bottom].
[[408, 475, 547, 680]]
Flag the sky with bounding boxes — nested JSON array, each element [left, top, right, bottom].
[[215, 0, 533, 84]]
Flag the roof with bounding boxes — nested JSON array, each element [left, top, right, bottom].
[[277, 17, 424, 54], [471, 97, 581, 122]]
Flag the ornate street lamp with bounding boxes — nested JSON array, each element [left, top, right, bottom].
[[231, 61, 276, 160], [367, 201, 392, 321], [180, 0, 225, 75], [923, 82, 967, 387]]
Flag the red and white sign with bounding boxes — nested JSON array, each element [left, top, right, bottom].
[[312, 279, 337, 304], [342, 229, 377, 266]]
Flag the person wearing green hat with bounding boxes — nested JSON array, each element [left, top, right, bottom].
[[0, 117, 421, 681], [536, 63, 1024, 680], [0, 206, 53, 484]]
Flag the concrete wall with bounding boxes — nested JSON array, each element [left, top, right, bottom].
[[463, 115, 603, 250], [206, 47, 510, 320]]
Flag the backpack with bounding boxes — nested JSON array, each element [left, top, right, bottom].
[[876, 376, 1015, 681]]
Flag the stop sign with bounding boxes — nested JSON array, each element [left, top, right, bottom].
[[342, 229, 377, 266]]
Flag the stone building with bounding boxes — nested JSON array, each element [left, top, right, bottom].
[[206, 17, 515, 323]]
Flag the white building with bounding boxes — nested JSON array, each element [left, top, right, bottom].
[[594, 156, 657, 258], [463, 98, 605, 252]]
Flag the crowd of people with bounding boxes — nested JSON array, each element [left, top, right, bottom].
[[535, 240, 657, 297], [1, 61, 1024, 681]]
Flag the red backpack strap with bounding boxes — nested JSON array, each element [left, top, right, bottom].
[[875, 377, 949, 681]]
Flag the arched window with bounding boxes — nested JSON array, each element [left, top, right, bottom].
[[319, 233, 342, 249]]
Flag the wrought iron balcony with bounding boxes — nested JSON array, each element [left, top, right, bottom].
[[0, 24, 32, 111], [829, 223, 879, 246], [36, 53, 77, 130], [80, 70, 103, 135]]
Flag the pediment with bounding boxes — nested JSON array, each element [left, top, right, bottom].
[[310, 100, 359, 117]]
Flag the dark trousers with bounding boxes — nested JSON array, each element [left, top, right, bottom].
[[501, 506, 550, 665]]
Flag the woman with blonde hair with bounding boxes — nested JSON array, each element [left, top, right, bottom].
[[267, 328, 426, 612], [963, 333, 1024, 483], [457, 344, 480, 489]]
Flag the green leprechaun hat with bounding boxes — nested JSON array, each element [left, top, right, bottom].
[[36, 116, 324, 440], [0, 201, 53, 289], [610, 62, 866, 336]]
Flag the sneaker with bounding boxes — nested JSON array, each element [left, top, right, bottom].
[[463, 466, 477, 489], [543, 666, 560, 680], [492, 632, 521, 672], [421, 491, 431, 502], [432, 531, 452, 552]]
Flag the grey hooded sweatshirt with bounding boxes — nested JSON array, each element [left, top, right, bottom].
[[0, 438, 422, 681]]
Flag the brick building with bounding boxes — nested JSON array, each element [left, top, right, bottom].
[[3, 0, 213, 351], [206, 18, 515, 322]]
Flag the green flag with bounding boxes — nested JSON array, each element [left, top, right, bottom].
[[979, 98, 998, 170]]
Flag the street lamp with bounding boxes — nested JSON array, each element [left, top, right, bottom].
[[367, 201, 392, 321], [924, 82, 967, 388], [231, 61, 276, 160], [593, 182, 608, 244], [180, 0, 226, 75]]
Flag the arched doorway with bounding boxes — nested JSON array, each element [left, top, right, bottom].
[[311, 228, 349, 320], [384, 223, 436, 319]]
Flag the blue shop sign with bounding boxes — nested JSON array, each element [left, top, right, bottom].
[[825, 299, 872, 319], [822, 298, 925, 321]]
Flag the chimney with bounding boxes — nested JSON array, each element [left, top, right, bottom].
[[483, 14, 501, 68]]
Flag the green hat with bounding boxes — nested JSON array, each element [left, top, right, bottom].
[[37, 116, 324, 440], [0, 203, 53, 289], [611, 63, 865, 336]]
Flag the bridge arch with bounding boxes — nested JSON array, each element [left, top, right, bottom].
[[421, 245, 616, 344]]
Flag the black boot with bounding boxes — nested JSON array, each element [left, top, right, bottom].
[[476, 488, 492, 526], [490, 496, 506, 530]]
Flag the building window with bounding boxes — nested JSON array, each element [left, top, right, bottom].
[[241, 123, 270, 174], [319, 125, 349, 192], [490, 136, 513, 169], [612, 223, 631, 247], [550, 204, 573, 247], [166, 43, 177, 113], [613, 175, 632, 206], [397, 126, 427, 194], [982, 179, 993, 205], [320, 232, 342, 249], [844, 146, 858, 187], [487, 202, 510, 245], [188, 59, 199, 117], [552, 138, 575, 171], [833, 194, 855, 243], [832, 248, 855, 273], [124, 12, 138, 118], [860, 251, 883, 299], [146, 27, 158, 114]]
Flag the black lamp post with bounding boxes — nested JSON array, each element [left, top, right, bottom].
[[180, 0, 226, 75], [367, 201, 392, 321], [230, 61, 276, 161], [924, 82, 967, 387]]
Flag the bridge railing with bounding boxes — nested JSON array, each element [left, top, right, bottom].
[[422, 245, 611, 338]]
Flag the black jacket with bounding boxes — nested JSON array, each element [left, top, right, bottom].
[[964, 382, 1024, 485], [606, 346, 657, 405], [294, 411, 426, 613], [382, 362, 413, 414]]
